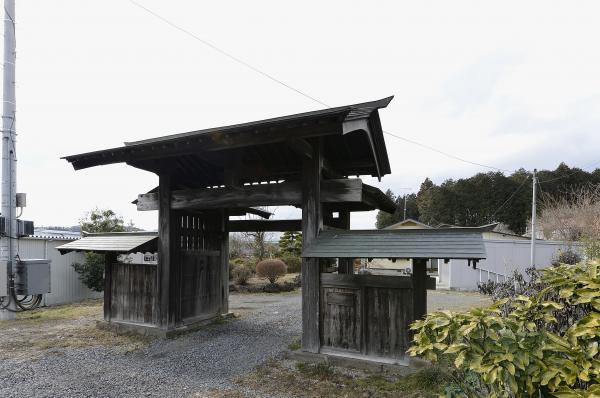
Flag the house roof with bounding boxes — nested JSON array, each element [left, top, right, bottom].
[[56, 232, 158, 255], [384, 218, 432, 229], [62, 97, 394, 184], [302, 229, 486, 259]]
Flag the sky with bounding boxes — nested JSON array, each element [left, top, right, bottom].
[[8, 0, 600, 230]]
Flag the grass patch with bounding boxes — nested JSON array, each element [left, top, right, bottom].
[[0, 299, 152, 360], [295, 362, 335, 380], [237, 358, 454, 398], [13, 299, 102, 322], [287, 338, 301, 351]]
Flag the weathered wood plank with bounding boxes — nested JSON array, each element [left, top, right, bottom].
[[136, 179, 363, 211], [229, 219, 301, 232], [157, 174, 179, 328], [320, 287, 361, 352], [301, 138, 322, 353], [336, 210, 354, 274], [320, 273, 412, 289], [103, 253, 116, 322], [220, 210, 229, 314], [109, 262, 157, 324], [412, 258, 428, 321]]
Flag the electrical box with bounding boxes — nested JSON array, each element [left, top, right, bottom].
[[15, 259, 51, 295], [0, 261, 8, 297], [16, 193, 26, 208], [0, 216, 5, 236], [17, 219, 34, 237]]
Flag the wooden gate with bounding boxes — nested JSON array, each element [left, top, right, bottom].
[[179, 250, 222, 324], [319, 273, 414, 360]]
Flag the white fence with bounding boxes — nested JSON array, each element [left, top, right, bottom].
[[17, 237, 102, 306], [438, 239, 579, 291]]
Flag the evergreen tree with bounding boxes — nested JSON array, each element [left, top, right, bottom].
[[72, 209, 128, 292], [278, 231, 302, 256], [376, 163, 600, 235]]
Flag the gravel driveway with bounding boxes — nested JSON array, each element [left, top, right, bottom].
[[0, 293, 301, 398], [0, 290, 488, 397]]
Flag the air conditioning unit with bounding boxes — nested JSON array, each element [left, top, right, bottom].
[[17, 220, 34, 237], [15, 259, 51, 295]]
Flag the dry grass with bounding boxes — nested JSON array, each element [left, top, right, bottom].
[[234, 359, 451, 398], [0, 299, 151, 360]]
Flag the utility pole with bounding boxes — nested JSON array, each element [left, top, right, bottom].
[[397, 187, 411, 221], [530, 169, 537, 269], [0, 0, 17, 320]]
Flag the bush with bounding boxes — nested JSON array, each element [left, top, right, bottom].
[[231, 265, 252, 285], [256, 259, 287, 284], [409, 260, 600, 397], [552, 248, 582, 266], [281, 254, 301, 273], [72, 252, 105, 292], [477, 268, 538, 301]]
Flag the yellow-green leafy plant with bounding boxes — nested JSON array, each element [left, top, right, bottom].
[[408, 261, 600, 397]]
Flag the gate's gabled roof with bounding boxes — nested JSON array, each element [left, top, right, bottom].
[[62, 97, 394, 185], [302, 229, 486, 259], [56, 232, 158, 255]]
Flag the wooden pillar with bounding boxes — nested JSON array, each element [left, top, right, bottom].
[[301, 138, 322, 353], [337, 210, 354, 274], [220, 209, 229, 314], [103, 252, 117, 322], [157, 174, 180, 329], [412, 258, 428, 320]]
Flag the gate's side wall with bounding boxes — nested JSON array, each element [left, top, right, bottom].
[[110, 262, 157, 324], [319, 273, 415, 360]]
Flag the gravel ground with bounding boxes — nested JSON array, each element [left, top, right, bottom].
[[0, 290, 487, 397], [0, 293, 301, 398]]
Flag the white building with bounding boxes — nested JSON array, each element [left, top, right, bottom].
[[19, 235, 102, 306], [368, 220, 577, 291]]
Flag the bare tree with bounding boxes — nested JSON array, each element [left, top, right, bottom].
[[242, 207, 274, 261], [229, 232, 250, 259], [538, 185, 600, 242]]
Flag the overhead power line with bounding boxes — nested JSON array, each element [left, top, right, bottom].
[[382, 130, 515, 173], [128, 0, 329, 108], [537, 161, 600, 184], [488, 175, 531, 220], [128, 0, 519, 174]]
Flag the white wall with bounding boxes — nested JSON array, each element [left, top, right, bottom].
[[18, 237, 103, 306], [446, 239, 579, 291]]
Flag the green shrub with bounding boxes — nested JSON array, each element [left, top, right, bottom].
[[409, 260, 600, 397], [281, 254, 301, 273], [232, 265, 252, 285], [256, 259, 287, 284], [71, 252, 105, 292]]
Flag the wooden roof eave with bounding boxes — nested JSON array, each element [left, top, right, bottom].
[[61, 97, 394, 177]]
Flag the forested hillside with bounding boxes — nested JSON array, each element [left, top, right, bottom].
[[376, 163, 600, 234]]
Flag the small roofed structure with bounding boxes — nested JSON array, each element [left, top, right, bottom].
[[57, 232, 158, 255], [60, 97, 486, 363]]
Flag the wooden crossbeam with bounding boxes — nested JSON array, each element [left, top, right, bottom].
[[136, 179, 363, 211], [229, 219, 301, 232]]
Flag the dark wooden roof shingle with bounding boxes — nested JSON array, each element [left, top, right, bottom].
[[302, 229, 486, 259]]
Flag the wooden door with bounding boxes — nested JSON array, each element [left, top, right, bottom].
[[179, 250, 222, 323]]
